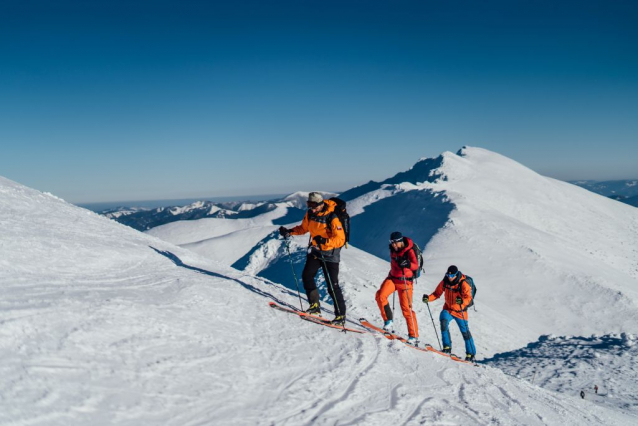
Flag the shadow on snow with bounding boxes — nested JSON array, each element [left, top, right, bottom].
[[150, 246, 300, 311]]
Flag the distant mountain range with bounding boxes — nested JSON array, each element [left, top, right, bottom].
[[99, 178, 637, 232], [570, 180, 638, 206], [101, 192, 336, 231]]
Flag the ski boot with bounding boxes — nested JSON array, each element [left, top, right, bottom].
[[382, 319, 394, 333], [331, 315, 346, 326], [442, 346, 451, 354], [407, 336, 418, 346], [305, 302, 321, 316], [465, 354, 476, 362]]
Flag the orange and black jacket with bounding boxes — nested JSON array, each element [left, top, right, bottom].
[[388, 236, 418, 284], [428, 274, 473, 319], [290, 199, 346, 253]]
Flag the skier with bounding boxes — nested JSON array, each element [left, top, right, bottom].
[[375, 231, 419, 345], [580, 390, 585, 399], [422, 265, 477, 361], [594, 385, 598, 394], [278, 192, 347, 325]]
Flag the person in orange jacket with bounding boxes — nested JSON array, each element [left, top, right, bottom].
[[375, 231, 419, 344], [423, 265, 476, 361], [278, 192, 347, 325]]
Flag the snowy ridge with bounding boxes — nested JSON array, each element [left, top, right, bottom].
[[150, 147, 638, 357], [2, 146, 638, 424], [147, 146, 638, 420], [102, 206, 150, 219]]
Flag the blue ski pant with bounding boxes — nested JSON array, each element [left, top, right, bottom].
[[440, 309, 476, 356]]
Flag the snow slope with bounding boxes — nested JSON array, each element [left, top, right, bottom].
[[484, 332, 638, 415], [2, 174, 636, 424], [226, 147, 638, 358], [145, 205, 289, 265], [156, 146, 638, 418], [417, 148, 638, 353]]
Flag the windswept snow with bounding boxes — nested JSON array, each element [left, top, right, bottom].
[[2, 145, 638, 425], [484, 333, 638, 415]]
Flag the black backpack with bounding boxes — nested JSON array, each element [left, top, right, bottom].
[[328, 197, 350, 247], [462, 276, 477, 310]]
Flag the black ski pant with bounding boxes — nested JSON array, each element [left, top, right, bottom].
[[301, 254, 347, 317]]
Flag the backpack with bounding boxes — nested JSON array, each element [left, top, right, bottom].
[[327, 197, 350, 247], [411, 242, 425, 278], [462, 276, 477, 310]]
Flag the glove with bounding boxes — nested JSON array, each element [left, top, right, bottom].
[[422, 294, 429, 304], [398, 258, 410, 268], [278, 226, 291, 238], [313, 235, 327, 246], [455, 297, 463, 306]]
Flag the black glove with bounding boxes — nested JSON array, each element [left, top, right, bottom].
[[398, 258, 410, 268], [455, 297, 463, 306], [278, 226, 291, 238], [313, 235, 327, 246], [422, 294, 429, 304]]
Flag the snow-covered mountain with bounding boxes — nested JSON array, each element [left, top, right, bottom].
[[102, 200, 243, 231], [101, 206, 151, 219], [2, 147, 638, 424], [571, 179, 638, 198], [178, 147, 638, 354], [145, 146, 638, 419], [572, 179, 638, 207], [101, 191, 337, 231]]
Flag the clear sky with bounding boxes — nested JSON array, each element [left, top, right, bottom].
[[1, 0, 637, 204]]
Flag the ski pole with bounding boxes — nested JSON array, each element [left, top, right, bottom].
[[424, 296, 442, 350], [318, 255, 346, 332], [283, 238, 304, 311]]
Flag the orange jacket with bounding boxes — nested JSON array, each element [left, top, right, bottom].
[[428, 275, 472, 319], [290, 199, 346, 251]]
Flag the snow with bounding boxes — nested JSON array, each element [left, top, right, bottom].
[[102, 207, 150, 219], [2, 145, 638, 425], [280, 191, 338, 210], [145, 204, 290, 264], [484, 333, 638, 415]]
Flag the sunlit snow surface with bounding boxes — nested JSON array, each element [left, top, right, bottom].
[[2, 147, 638, 425], [484, 333, 638, 415]]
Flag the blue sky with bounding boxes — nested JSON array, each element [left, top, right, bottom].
[[1, 1, 637, 204]]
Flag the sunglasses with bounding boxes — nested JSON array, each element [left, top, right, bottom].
[[307, 201, 321, 208], [389, 239, 402, 244], [447, 272, 458, 279]]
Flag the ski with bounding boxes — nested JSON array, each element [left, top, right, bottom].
[[359, 318, 472, 364], [269, 302, 366, 334]]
